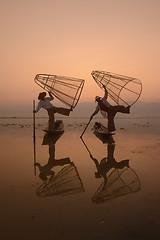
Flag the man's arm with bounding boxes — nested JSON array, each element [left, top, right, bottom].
[[102, 84, 108, 100], [34, 102, 42, 113], [89, 154, 100, 170], [48, 92, 54, 100]]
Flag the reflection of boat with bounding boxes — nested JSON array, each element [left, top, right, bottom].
[[42, 131, 64, 145], [43, 120, 64, 135], [36, 162, 85, 197], [93, 122, 115, 144], [92, 166, 141, 203]]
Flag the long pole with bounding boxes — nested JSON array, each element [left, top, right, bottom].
[[33, 100, 36, 176], [80, 119, 92, 138], [80, 137, 92, 156]]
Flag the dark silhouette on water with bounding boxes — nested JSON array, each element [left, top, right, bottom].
[[35, 132, 70, 181], [81, 138, 141, 203], [90, 143, 130, 183], [36, 162, 85, 197], [35, 133, 85, 197], [33, 100, 36, 176], [93, 122, 115, 144]]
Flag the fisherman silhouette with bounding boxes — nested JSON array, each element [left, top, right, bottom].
[[80, 138, 140, 203], [35, 134, 85, 197], [89, 143, 129, 186], [90, 85, 130, 133], [34, 134, 70, 181], [33, 91, 72, 131]]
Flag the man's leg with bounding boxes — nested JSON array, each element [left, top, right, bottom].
[[112, 105, 130, 114], [55, 107, 71, 116], [107, 111, 116, 132], [107, 144, 115, 160], [112, 159, 129, 169], [107, 105, 130, 132], [47, 108, 55, 130], [47, 106, 71, 130]]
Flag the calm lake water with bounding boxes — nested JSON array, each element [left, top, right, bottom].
[[0, 117, 160, 240]]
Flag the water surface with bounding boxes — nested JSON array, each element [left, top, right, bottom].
[[0, 118, 160, 240]]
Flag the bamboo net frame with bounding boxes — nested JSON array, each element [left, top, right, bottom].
[[91, 70, 142, 106], [34, 74, 85, 108]]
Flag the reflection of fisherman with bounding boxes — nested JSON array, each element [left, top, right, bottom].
[[33, 92, 72, 130], [90, 85, 130, 133], [34, 144, 70, 181], [90, 144, 129, 185]]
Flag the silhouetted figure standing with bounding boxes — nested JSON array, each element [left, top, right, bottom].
[[34, 91, 72, 130], [90, 85, 130, 132]]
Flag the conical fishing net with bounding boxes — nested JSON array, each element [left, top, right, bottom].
[[92, 167, 140, 203], [34, 74, 85, 108], [36, 163, 84, 197], [91, 70, 142, 106]]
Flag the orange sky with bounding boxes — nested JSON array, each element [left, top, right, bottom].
[[1, 0, 160, 106]]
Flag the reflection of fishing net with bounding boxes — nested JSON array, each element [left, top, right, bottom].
[[91, 70, 142, 106], [36, 163, 84, 197], [92, 167, 140, 203], [34, 74, 85, 108]]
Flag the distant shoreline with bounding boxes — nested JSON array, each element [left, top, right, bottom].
[[0, 116, 160, 119]]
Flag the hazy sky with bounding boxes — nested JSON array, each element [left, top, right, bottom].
[[1, 0, 160, 107]]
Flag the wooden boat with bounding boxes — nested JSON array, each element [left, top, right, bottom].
[[93, 122, 115, 144], [94, 122, 114, 135], [43, 120, 64, 135]]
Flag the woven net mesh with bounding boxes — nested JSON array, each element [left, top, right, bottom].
[[91, 70, 142, 106], [36, 163, 84, 197], [34, 74, 85, 108], [92, 167, 140, 203]]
